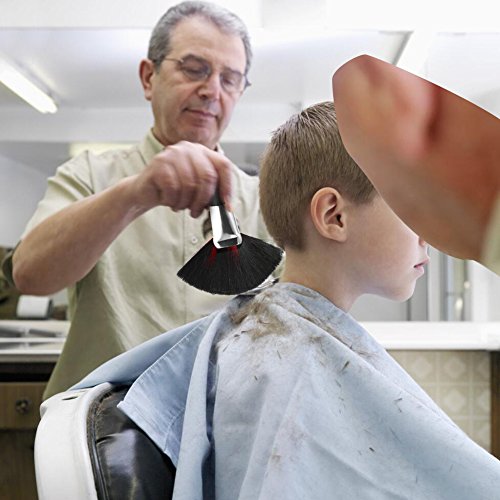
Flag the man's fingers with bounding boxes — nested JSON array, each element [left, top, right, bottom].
[[189, 156, 219, 218], [206, 149, 234, 208], [171, 157, 199, 212], [147, 142, 234, 218], [145, 151, 180, 208]]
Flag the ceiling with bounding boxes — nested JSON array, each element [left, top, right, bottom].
[[0, 13, 499, 175]]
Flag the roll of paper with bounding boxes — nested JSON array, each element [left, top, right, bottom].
[[16, 295, 53, 319]]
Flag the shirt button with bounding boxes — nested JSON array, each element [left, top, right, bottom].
[[191, 236, 198, 245]]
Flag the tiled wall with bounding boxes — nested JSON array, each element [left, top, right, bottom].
[[389, 350, 491, 451]]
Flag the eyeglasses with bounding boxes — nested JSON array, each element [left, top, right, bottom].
[[162, 55, 250, 94]]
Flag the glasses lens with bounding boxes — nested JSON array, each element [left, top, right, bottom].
[[220, 70, 244, 93], [176, 55, 247, 94], [180, 57, 210, 81]]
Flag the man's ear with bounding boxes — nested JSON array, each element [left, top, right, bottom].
[[310, 187, 348, 242], [139, 59, 155, 101]]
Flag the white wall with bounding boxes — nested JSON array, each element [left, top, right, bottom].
[[469, 261, 500, 321], [0, 154, 47, 247]]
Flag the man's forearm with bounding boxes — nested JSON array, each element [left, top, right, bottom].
[[12, 176, 146, 295]]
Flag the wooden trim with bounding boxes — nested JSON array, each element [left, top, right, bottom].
[[0, 382, 46, 430]]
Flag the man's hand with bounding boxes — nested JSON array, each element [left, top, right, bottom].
[[333, 55, 500, 261], [133, 141, 234, 218]]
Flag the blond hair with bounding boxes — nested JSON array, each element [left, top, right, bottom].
[[259, 101, 375, 249]]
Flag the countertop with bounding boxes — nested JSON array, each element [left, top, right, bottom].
[[364, 321, 500, 350], [0, 319, 70, 362], [1, 320, 500, 363]]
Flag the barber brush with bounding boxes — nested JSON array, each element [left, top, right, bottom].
[[177, 190, 283, 295]]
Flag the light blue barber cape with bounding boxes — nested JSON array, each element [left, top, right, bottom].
[[74, 283, 500, 499]]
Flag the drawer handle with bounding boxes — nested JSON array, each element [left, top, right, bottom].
[[15, 398, 33, 415]]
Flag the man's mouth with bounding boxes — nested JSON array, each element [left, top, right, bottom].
[[186, 108, 217, 119]]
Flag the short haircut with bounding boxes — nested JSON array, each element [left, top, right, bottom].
[[259, 101, 376, 250], [148, 1, 252, 75]]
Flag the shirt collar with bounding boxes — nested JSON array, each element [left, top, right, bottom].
[[139, 129, 224, 165]]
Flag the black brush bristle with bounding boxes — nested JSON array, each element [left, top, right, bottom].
[[177, 234, 283, 295]]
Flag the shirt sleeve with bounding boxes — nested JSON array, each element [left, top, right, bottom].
[[22, 153, 95, 237], [1, 154, 95, 287]]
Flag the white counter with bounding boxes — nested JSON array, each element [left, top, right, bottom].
[[364, 322, 500, 351], [1, 320, 500, 362], [0, 319, 70, 361]]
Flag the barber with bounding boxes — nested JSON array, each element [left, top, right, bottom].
[[332, 55, 500, 275], [2, 1, 271, 399]]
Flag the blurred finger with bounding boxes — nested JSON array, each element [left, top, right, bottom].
[[189, 153, 218, 218], [151, 150, 182, 208], [206, 149, 234, 208], [172, 156, 198, 212]]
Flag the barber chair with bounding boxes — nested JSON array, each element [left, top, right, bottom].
[[34, 383, 176, 499]]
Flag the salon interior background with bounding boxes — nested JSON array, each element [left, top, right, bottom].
[[0, 0, 499, 321]]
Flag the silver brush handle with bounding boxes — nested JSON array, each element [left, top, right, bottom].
[[209, 205, 242, 248], [208, 188, 243, 248]]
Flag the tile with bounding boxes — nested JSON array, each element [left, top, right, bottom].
[[472, 353, 490, 382], [380, 350, 491, 450], [450, 417, 472, 436], [472, 385, 491, 416], [471, 419, 491, 452], [438, 352, 470, 383], [438, 386, 471, 415], [389, 351, 406, 365], [401, 351, 438, 383], [419, 384, 439, 403]]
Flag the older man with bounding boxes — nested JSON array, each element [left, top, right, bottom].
[[3, 1, 271, 398]]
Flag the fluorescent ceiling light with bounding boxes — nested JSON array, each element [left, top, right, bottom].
[[255, 0, 500, 33], [0, 58, 57, 114]]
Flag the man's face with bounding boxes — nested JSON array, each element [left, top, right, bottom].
[[142, 16, 247, 149]]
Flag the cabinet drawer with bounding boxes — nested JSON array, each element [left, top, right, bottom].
[[0, 382, 45, 429]]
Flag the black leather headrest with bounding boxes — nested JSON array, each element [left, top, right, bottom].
[[87, 386, 176, 500]]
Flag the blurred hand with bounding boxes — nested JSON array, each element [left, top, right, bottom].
[[333, 55, 500, 260], [133, 141, 233, 218]]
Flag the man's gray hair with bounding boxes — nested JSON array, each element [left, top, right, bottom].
[[148, 1, 252, 75]]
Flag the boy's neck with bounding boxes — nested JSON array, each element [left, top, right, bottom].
[[280, 249, 358, 312]]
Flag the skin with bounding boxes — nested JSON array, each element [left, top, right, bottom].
[[332, 55, 500, 262], [281, 189, 428, 311], [12, 16, 247, 295]]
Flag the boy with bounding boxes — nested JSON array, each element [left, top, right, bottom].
[[74, 102, 500, 498]]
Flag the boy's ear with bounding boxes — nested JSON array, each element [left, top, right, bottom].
[[310, 187, 348, 242]]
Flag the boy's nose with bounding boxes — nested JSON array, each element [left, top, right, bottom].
[[418, 235, 427, 247]]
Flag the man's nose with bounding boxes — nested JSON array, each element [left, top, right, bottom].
[[198, 72, 222, 100], [419, 235, 427, 247]]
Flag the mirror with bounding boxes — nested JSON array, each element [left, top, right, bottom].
[[1, 26, 499, 320]]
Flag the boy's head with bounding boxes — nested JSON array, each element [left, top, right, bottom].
[[260, 101, 375, 250], [259, 101, 428, 307]]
